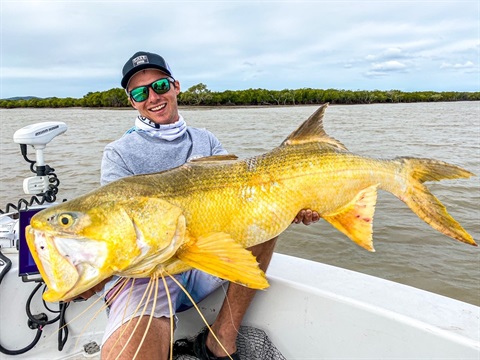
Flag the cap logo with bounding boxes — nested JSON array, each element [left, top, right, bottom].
[[132, 55, 149, 67]]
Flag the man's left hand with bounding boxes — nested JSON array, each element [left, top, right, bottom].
[[293, 209, 320, 225]]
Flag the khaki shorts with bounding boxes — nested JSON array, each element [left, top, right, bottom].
[[102, 270, 225, 343]]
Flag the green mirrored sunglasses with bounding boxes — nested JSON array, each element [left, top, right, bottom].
[[128, 78, 174, 102]]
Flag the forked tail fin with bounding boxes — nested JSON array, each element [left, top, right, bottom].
[[395, 157, 477, 246]]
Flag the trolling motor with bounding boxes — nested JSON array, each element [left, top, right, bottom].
[[0, 120, 68, 254], [0, 121, 68, 248], [1, 120, 68, 270], [0, 121, 71, 355], [13, 122, 68, 195]]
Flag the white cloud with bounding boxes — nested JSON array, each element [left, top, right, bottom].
[[366, 48, 410, 62], [440, 61, 478, 74], [440, 61, 475, 69], [371, 61, 407, 71], [2, 66, 117, 79], [364, 60, 408, 78]]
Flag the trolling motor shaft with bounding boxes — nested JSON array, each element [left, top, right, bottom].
[[13, 122, 67, 195]]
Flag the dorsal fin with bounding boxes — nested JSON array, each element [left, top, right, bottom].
[[281, 103, 348, 151], [189, 154, 239, 163]]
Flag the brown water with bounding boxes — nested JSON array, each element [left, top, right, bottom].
[[0, 102, 479, 305]]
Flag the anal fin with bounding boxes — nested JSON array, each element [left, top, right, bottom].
[[323, 184, 379, 251]]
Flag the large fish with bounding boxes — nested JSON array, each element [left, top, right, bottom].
[[26, 104, 477, 302]]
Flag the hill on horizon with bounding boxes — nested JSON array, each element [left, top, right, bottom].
[[3, 96, 42, 101]]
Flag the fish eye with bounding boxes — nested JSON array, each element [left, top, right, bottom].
[[58, 213, 75, 227]]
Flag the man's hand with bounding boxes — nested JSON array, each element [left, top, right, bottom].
[[293, 209, 320, 225]]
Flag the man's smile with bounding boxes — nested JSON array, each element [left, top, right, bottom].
[[150, 103, 167, 112]]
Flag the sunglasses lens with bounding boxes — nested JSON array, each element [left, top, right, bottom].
[[129, 78, 172, 102], [151, 79, 170, 94], [130, 86, 149, 102]]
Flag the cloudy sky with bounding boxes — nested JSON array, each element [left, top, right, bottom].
[[1, 0, 478, 99]]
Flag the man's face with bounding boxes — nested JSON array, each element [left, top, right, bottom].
[[127, 69, 181, 125]]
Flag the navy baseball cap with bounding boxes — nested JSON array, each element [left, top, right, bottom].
[[121, 51, 173, 89]]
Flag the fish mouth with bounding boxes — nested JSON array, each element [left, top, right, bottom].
[[26, 226, 79, 301]]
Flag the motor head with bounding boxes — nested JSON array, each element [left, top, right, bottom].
[[13, 122, 68, 191], [13, 122, 67, 149]]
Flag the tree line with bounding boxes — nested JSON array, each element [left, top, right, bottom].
[[1, 83, 478, 109]]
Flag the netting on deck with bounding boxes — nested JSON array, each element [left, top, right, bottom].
[[173, 326, 286, 360]]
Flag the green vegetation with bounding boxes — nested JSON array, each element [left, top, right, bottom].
[[1, 84, 479, 108]]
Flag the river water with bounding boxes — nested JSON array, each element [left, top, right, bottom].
[[0, 102, 479, 305]]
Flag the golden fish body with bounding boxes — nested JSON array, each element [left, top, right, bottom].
[[26, 104, 477, 302]]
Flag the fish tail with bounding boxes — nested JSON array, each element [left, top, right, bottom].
[[395, 157, 477, 246], [401, 157, 475, 183]]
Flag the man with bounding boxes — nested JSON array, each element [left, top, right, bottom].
[[98, 51, 319, 360]]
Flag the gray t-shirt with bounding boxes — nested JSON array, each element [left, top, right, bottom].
[[101, 126, 227, 185]]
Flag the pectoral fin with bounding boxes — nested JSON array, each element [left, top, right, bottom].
[[177, 233, 269, 290], [323, 184, 379, 252]]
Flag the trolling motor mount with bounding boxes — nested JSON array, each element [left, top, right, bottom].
[[13, 122, 67, 194]]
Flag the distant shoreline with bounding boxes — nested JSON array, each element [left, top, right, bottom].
[[2, 85, 479, 109], [2, 100, 480, 111]]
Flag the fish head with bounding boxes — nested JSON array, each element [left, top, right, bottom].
[[26, 201, 139, 302], [26, 196, 187, 302]]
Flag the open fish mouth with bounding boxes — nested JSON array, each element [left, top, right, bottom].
[[26, 226, 80, 300]]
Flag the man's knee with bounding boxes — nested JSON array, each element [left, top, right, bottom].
[[247, 237, 278, 271], [102, 316, 171, 360], [248, 237, 278, 254]]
